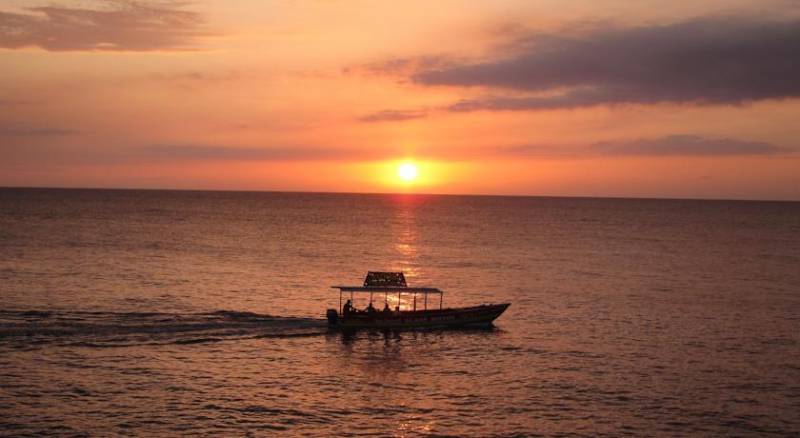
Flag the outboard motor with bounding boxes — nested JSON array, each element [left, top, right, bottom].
[[326, 309, 339, 326]]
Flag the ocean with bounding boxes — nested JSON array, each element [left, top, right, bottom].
[[1, 188, 798, 436]]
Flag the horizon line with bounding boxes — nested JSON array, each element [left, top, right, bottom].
[[1, 185, 798, 203]]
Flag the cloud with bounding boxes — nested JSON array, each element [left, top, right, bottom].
[[347, 55, 453, 77], [591, 135, 788, 156], [0, 98, 40, 106], [0, 124, 78, 136], [502, 135, 792, 158], [359, 109, 427, 123], [142, 137, 793, 164], [148, 71, 242, 83], [408, 16, 800, 111], [0, 1, 208, 51], [445, 90, 652, 112], [145, 70, 243, 91], [3, 135, 790, 171], [141, 144, 385, 162]]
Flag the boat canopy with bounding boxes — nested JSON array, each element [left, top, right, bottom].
[[332, 286, 442, 294], [333, 271, 441, 294], [332, 272, 444, 312], [364, 271, 406, 287]]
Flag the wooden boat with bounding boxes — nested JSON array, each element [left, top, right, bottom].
[[326, 272, 510, 330]]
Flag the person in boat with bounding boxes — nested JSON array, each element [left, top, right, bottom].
[[366, 302, 376, 315], [383, 302, 391, 314], [343, 299, 353, 317]]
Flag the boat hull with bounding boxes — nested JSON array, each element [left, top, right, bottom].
[[327, 303, 510, 330]]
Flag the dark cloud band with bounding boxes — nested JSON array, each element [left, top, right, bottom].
[[411, 17, 800, 110]]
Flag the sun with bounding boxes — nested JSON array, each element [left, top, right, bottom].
[[397, 162, 419, 182]]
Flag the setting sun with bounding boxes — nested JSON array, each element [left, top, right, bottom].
[[397, 162, 419, 182]]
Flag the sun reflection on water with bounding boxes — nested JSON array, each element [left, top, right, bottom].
[[389, 196, 423, 310]]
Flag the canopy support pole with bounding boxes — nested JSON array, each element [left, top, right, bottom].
[[424, 293, 427, 310], [369, 292, 373, 305], [339, 290, 342, 313], [440, 293, 443, 310], [413, 293, 417, 312]]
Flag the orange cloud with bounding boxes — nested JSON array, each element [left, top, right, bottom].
[[0, 1, 210, 51]]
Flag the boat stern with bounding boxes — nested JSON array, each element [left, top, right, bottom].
[[326, 308, 339, 326]]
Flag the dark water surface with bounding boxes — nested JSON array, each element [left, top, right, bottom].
[[1, 188, 799, 436]]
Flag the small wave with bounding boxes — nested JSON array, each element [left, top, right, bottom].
[[20, 310, 53, 318], [0, 309, 328, 348], [173, 337, 225, 345]]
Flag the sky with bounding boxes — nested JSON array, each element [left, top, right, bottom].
[[1, 0, 799, 200]]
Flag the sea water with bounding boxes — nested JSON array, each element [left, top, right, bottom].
[[1, 188, 799, 435]]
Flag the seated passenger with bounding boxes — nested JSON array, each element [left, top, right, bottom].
[[383, 302, 391, 314], [343, 299, 353, 317], [366, 302, 376, 315]]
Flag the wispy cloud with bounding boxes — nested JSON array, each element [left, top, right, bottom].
[[501, 135, 792, 158], [135, 137, 798, 163], [0, 1, 209, 51], [1, 142, 395, 167], [358, 109, 428, 123], [2, 135, 791, 170], [590, 135, 789, 157], [144, 70, 243, 91], [0, 99, 40, 106], [147, 71, 242, 83], [0, 123, 78, 137], [140, 144, 386, 162], [347, 55, 453, 77], [394, 16, 800, 111]]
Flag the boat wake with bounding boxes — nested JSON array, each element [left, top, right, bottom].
[[0, 309, 328, 349]]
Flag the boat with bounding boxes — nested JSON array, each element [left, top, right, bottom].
[[326, 272, 510, 330]]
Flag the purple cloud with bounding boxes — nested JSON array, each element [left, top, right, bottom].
[[409, 16, 800, 110]]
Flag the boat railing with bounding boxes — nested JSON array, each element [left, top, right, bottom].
[[331, 285, 444, 314]]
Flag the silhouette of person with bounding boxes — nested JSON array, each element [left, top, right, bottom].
[[343, 299, 353, 317]]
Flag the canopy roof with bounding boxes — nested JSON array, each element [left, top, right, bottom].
[[364, 271, 406, 287], [332, 286, 443, 294], [333, 271, 442, 294]]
